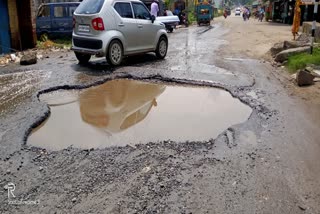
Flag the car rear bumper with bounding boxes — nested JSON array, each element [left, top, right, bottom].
[[71, 47, 103, 55], [72, 36, 104, 55], [73, 37, 103, 49], [164, 22, 178, 28]]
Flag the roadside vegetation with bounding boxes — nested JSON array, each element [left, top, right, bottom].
[[214, 9, 224, 17], [286, 48, 320, 73], [37, 38, 72, 49], [188, 12, 196, 24]]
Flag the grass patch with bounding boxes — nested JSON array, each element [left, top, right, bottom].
[[214, 12, 223, 18], [37, 38, 72, 49], [286, 48, 320, 73], [53, 38, 72, 47], [188, 12, 196, 24]]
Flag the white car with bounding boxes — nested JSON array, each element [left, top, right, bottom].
[[72, 0, 168, 65], [235, 8, 241, 16], [157, 10, 180, 33]]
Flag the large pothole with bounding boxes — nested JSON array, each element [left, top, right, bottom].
[[28, 79, 252, 150]]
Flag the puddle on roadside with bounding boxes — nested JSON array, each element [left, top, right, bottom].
[[28, 79, 252, 150]]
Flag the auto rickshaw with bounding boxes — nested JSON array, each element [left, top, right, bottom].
[[195, 0, 213, 25]]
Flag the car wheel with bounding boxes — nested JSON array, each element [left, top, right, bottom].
[[75, 52, 91, 64], [168, 27, 173, 33], [155, 36, 168, 59], [107, 40, 123, 66]]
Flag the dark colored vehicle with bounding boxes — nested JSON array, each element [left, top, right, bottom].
[[36, 2, 80, 41], [195, 4, 213, 25], [225, 7, 231, 16]]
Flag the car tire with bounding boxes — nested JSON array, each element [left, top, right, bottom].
[[155, 36, 168, 59], [75, 52, 91, 64], [106, 40, 123, 66]]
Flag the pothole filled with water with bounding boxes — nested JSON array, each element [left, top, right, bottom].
[[28, 79, 252, 150]]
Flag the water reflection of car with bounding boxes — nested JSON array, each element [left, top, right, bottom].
[[79, 79, 166, 133]]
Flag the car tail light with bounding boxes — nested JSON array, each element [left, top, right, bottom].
[[73, 16, 76, 29], [92, 17, 105, 31]]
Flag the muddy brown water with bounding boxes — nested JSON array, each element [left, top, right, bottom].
[[28, 79, 252, 150]]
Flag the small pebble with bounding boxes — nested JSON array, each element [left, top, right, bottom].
[[298, 205, 307, 211]]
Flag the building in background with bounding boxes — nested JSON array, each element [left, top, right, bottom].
[[268, 0, 319, 24], [0, 0, 37, 54]]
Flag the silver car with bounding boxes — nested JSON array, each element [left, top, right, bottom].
[[71, 0, 168, 65]]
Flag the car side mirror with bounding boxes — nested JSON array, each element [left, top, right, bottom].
[[151, 15, 155, 23]]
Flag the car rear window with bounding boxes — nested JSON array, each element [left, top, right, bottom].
[[75, 0, 104, 14]]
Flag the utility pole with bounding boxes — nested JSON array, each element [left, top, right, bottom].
[[310, 0, 319, 54]]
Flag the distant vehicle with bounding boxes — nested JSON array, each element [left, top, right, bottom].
[[235, 7, 241, 16], [225, 7, 231, 16], [36, 2, 80, 41], [157, 10, 180, 33], [72, 0, 168, 66], [195, 2, 214, 26]]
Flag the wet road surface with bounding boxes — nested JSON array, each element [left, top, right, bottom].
[[29, 79, 251, 150], [0, 70, 51, 116], [0, 22, 319, 213]]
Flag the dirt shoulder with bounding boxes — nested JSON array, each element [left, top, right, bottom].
[[216, 15, 292, 59], [216, 15, 320, 127]]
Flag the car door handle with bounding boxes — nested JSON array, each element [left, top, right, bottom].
[[138, 24, 143, 28], [118, 23, 124, 27]]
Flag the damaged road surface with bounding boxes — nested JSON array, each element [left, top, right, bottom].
[[0, 21, 320, 214], [28, 79, 251, 150]]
